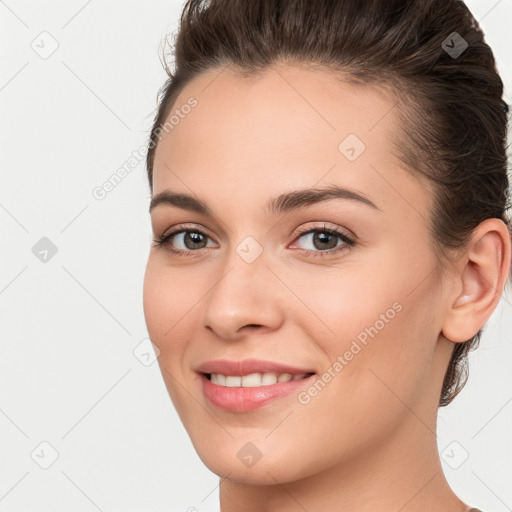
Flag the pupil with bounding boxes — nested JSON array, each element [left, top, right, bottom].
[[186, 232, 206, 249]]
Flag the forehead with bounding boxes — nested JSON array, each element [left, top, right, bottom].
[[154, 64, 396, 163], [152, 64, 427, 218]]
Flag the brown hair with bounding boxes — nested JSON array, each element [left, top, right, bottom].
[[146, 0, 511, 407]]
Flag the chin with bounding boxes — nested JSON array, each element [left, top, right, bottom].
[[193, 439, 317, 485]]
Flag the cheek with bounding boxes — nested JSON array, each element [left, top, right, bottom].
[[143, 256, 198, 341], [142, 257, 202, 420], [283, 278, 438, 467], [292, 253, 439, 401], [283, 260, 402, 354]]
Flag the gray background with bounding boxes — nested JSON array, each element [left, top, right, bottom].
[[1, 1, 511, 511]]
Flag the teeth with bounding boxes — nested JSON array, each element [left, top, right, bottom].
[[225, 376, 241, 387], [209, 372, 309, 387], [262, 373, 277, 385], [241, 373, 263, 387]]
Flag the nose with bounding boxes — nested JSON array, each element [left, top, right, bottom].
[[202, 252, 286, 340]]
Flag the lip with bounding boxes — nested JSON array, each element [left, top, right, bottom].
[[195, 358, 316, 376], [195, 358, 317, 413], [199, 372, 317, 412]]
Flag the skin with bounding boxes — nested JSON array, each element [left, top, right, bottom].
[[143, 63, 511, 512]]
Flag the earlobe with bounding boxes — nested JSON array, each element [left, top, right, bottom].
[[441, 218, 511, 343]]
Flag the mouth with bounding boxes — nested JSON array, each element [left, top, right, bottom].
[[198, 371, 317, 412]]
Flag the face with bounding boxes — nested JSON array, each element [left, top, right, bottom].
[[143, 64, 450, 484]]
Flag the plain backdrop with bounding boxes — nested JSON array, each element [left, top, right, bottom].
[[1, 1, 511, 511]]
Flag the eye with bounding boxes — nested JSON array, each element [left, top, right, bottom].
[[153, 224, 217, 256], [290, 223, 355, 258]]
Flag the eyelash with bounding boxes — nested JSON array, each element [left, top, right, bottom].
[[153, 223, 355, 258]]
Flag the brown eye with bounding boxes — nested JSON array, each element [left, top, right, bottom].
[[293, 227, 354, 254], [304, 231, 340, 251], [153, 226, 218, 256], [176, 231, 209, 250]]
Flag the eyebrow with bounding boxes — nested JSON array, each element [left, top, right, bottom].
[[149, 185, 381, 215]]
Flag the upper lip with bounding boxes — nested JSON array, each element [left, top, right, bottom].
[[195, 358, 316, 376]]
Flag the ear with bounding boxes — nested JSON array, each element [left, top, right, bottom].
[[441, 218, 511, 343]]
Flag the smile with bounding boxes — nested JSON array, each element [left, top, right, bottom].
[[199, 372, 317, 412]]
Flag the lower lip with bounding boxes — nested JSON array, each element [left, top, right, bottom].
[[199, 373, 317, 412]]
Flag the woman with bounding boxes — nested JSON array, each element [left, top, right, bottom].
[[143, 0, 511, 510]]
